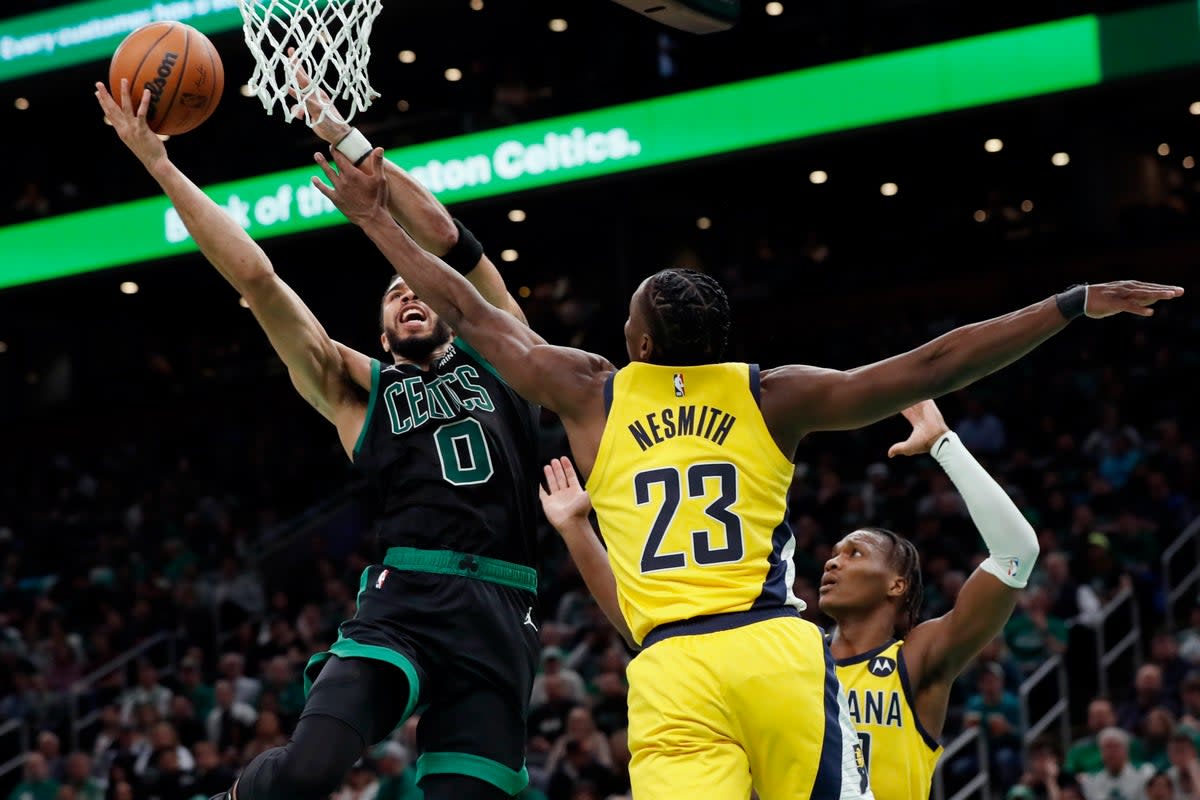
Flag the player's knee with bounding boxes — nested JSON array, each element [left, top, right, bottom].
[[278, 752, 345, 798]]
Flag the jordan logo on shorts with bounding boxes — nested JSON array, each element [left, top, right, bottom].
[[523, 607, 538, 632]]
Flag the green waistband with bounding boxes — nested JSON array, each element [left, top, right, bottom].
[[383, 547, 537, 593]]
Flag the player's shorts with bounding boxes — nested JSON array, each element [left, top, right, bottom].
[[303, 546, 540, 796], [627, 607, 872, 800]]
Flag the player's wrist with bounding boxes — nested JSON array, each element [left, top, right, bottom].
[[1054, 284, 1088, 320], [334, 127, 374, 166]]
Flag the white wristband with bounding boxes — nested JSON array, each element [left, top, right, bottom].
[[335, 128, 373, 165]]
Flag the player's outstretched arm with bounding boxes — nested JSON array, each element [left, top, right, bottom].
[[539, 457, 637, 649], [292, 71, 526, 324], [313, 148, 613, 418], [762, 283, 1183, 442], [892, 401, 1038, 692], [97, 80, 367, 456]]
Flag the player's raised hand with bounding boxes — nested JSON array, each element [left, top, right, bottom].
[[286, 48, 350, 144], [312, 147, 389, 226], [538, 457, 593, 530], [1084, 280, 1184, 318], [887, 399, 951, 458], [94, 79, 167, 171]]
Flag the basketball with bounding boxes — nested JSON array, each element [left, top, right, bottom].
[[109, 21, 224, 136]]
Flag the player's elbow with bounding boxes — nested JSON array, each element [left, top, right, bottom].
[[429, 217, 460, 256], [235, 257, 279, 302]]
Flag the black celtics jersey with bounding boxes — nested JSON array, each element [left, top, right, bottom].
[[353, 338, 540, 568]]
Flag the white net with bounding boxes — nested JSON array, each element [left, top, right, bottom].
[[237, 0, 384, 126]]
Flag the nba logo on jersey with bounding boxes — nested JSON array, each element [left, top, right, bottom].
[[869, 656, 896, 677], [1007, 558, 1019, 578], [376, 569, 390, 589], [673, 373, 685, 397]]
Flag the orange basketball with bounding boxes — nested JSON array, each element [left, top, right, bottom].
[[109, 22, 224, 136]]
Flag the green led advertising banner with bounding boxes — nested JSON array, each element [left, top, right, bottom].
[[2, 1, 1198, 290], [0, 0, 245, 84]]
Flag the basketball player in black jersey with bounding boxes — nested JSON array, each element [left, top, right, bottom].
[[98, 82, 540, 800]]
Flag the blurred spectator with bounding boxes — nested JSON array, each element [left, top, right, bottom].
[[204, 680, 257, 758], [1179, 603, 1200, 666], [188, 741, 236, 800], [957, 398, 1008, 454], [176, 658, 215, 720], [1067, 699, 1144, 776], [61, 754, 101, 800], [962, 663, 1023, 787], [528, 673, 579, 761], [119, 662, 172, 724], [37, 733, 64, 783], [8, 754, 59, 800], [1078, 727, 1154, 800], [544, 708, 613, 777], [370, 741, 421, 800], [1004, 586, 1069, 674], [217, 653, 261, 707], [546, 739, 617, 800], [1164, 732, 1200, 800], [1118, 665, 1178, 733], [1142, 708, 1180, 772], [241, 710, 287, 763], [333, 762, 378, 800], [1151, 634, 1193, 702], [1033, 552, 1102, 625], [1083, 405, 1143, 461], [1007, 740, 1064, 800], [132, 722, 194, 777], [531, 647, 586, 706]]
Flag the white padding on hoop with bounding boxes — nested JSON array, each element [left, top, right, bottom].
[[335, 128, 373, 165], [237, 0, 383, 126]]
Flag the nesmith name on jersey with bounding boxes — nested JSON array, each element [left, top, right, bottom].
[[846, 689, 904, 728], [626, 405, 737, 451], [384, 365, 495, 435]]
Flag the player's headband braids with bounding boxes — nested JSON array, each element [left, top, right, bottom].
[[645, 269, 731, 366], [861, 527, 924, 637]]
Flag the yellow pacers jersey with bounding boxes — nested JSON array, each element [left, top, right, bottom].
[[835, 640, 942, 800], [587, 362, 801, 644]]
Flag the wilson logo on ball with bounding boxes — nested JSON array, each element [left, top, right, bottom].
[[145, 51, 179, 121]]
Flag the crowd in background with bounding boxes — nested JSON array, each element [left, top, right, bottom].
[[2, 261, 1199, 800]]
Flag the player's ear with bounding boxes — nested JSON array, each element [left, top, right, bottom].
[[380, 332, 390, 353], [638, 332, 655, 362], [888, 575, 907, 600]]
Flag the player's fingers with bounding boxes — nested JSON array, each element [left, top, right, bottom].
[[313, 152, 338, 183], [137, 88, 151, 119], [560, 457, 577, 487], [538, 485, 548, 501], [119, 78, 132, 113], [542, 463, 557, 491], [550, 458, 568, 490], [310, 175, 335, 200], [94, 82, 118, 115]]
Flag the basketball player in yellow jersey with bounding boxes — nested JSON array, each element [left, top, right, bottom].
[[314, 147, 1183, 800], [819, 399, 1037, 800]]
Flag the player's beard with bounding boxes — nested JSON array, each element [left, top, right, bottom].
[[387, 319, 453, 362]]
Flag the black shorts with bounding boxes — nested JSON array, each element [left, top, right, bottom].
[[302, 549, 540, 795]]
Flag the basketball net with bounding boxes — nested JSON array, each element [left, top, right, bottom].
[[236, 0, 383, 126]]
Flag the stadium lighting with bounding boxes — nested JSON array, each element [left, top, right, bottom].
[[239, 297, 250, 308], [508, 209, 527, 222], [444, 68, 463, 82], [1021, 200, 1034, 212], [501, 249, 519, 262], [1185, 157, 1196, 169], [1158, 143, 1171, 156], [880, 182, 899, 197], [549, 18, 568, 32], [14, 97, 29, 110], [1191, 102, 1200, 116], [239, 84, 254, 97], [984, 138, 1004, 153], [0, 341, 8, 353], [696, 216, 713, 230], [809, 170, 828, 184], [120, 281, 139, 295], [399, 50, 416, 63], [973, 210, 987, 222], [470, 0, 484, 9], [396, 100, 410, 112], [765, 2, 784, 16], [1052, 152, 1071, 166]]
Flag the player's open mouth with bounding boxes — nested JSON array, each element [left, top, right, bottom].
[[398, 307, 428, 330], [819, 575, 837, 594]]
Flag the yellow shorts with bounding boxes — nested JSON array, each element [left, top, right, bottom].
[[627, 612, 871, 800]]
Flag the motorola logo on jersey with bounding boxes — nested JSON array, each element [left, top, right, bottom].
[[869, 656, 896, 677]]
